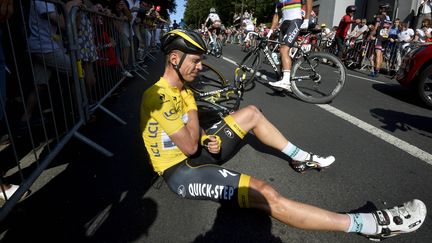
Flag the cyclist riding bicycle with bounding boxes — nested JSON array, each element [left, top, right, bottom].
[[242, 16, 256, 49], [140, 29, 426, 242], [267, 0, 313, 91], [204, 8, 223, 46]]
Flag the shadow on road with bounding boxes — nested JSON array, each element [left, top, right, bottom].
[[371, 83, 430, 109], [370, 108, 432, 138], [193, 206, 283, 243], [0, 52, 165, 242]]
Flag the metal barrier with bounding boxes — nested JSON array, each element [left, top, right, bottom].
[[0, 0, 149, 220]]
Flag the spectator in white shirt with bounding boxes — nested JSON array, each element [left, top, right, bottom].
[[348, 19, 368, 42], [416, 0, 432, 28]]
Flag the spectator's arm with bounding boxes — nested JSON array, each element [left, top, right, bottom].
[[123, 6, 132, 21]]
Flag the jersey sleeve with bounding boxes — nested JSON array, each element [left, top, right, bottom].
[[147, 89, 185, 136], [181, 88, 198, 112]]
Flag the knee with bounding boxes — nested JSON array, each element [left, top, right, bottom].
[[253, 179, 282, 205], [244, 105, 262, 122]]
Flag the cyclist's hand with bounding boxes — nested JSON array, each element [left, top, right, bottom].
[[300, 19, 309, 30], [201, 135, 221, 154]]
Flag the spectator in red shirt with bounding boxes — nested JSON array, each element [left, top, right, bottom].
[[335, 5, 358, 59]]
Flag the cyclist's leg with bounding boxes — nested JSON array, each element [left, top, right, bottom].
[[369, 37, 383, 77], [248, 177, 350, 230], [228, 105, 335, 170], [269, 19, 302, 90], [164, 152, 426, 238], [164, 160, 349, 231]]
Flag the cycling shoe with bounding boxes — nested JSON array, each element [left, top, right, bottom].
[[291, 153, 335, 173], [362, 199, 426, 241]]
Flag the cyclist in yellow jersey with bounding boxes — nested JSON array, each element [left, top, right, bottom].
[[139, 29, 426, 241]]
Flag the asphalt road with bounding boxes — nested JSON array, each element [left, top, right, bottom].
[[1, 45, 431, 243]]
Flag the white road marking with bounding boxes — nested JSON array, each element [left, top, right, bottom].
[[347, 73, 386, 84], [222, 56, 237, 65], [221, 55, 432, 165], [317, 104, 432, 165]]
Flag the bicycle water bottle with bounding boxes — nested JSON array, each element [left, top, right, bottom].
[[271, 52, 280, 65]]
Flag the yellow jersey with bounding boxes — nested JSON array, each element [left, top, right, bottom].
[[140, 77, 197, 174]]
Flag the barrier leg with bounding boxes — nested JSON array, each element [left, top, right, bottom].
[[98, 105, 127, 125], [74, 131, 113, 157]]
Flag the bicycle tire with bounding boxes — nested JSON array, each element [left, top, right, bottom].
[[291, 52, 346, 104], [239, 49, 261, 88], [216, 39, 223, 57], [189, 63, 241, 124]]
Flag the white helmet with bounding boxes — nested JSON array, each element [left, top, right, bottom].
[[210, 8, 216, 13]]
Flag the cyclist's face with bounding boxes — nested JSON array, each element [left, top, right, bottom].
[[181, 54, 203, 82]]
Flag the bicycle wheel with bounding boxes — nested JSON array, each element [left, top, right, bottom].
[[215, 39, 223, 57], [189, 63, 241, 123], [291, 52, 346, 104], [239, 49, 261, 88]]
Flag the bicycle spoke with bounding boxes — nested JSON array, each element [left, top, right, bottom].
[[291, 52, 346, 104]]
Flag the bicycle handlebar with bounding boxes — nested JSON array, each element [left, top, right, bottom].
[[245, 31, 259, 42]]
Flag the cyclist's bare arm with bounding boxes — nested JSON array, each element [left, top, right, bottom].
[[304, 0, 312, 20], [270, 6, 279, 31], [169, 110, 201, 156]]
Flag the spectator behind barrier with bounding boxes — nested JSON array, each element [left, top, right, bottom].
[[24, 0, 83, 126], [129, 0, 146, 60], [416, 0, 432, 29], [426, 28, 432, 41], [76, 0, 98, 98], [152, 5, 168, 48], [113, 0, 133, 77]]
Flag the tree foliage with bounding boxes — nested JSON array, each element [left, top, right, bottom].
[[183, 0, 276, 28]]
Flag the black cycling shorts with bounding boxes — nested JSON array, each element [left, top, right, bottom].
[[279, 19, 303, 48], [208, 21, 222, 36], [162, 115, 252, 208]]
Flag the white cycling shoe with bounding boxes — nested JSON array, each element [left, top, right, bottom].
[[291, 153, 335, 173], [363, 199, 427, 241], [269, 80, 292, 92]]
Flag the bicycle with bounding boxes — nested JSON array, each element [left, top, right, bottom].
[[241, 31, 259, 52], [239, 29, 346, 104], [206, 31, 223, 58], [187, 63, 245, 127]]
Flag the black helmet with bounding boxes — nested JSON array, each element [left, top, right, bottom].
[[161, 29, 207, 55], [346, 5, 356, 13], [379, 3, 390, 10]]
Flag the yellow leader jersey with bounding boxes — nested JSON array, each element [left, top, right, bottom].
[[140, 77, 197, 174]]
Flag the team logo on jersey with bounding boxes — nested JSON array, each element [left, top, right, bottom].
[[224, 128, 234, 139], [163, 108, 180, 120], [177, 185, 186, 197], [218, 169, 238, 178], [188, 183, 235, 200]]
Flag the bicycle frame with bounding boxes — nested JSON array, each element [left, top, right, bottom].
[[241, 32, 321, 85], [244, 31, 315, 81], [189, 67, 246, 114]]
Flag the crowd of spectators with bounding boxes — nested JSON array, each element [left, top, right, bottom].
[[200, 3, 432, 78], [0, 0, 169, 202]]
